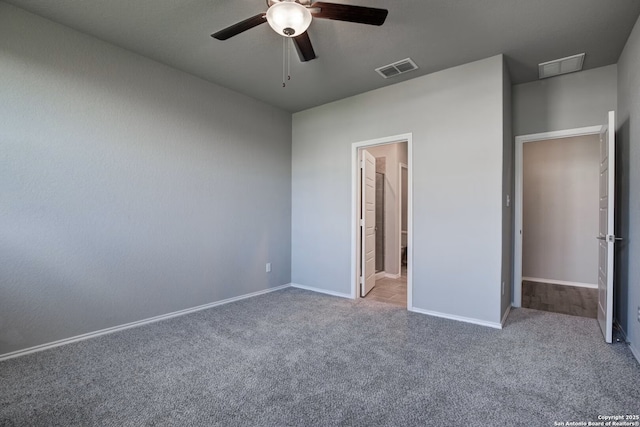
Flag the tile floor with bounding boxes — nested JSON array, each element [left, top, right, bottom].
[[522, 280, 598, 318], [364, 269, 407, 307]]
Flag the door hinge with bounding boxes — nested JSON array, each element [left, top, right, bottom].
[[360, 159, 365, 169], [360, 218, 364, 227], [359, 276, 363, 284]]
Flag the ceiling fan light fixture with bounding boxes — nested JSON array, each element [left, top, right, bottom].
[[266, 1, 312, 37]]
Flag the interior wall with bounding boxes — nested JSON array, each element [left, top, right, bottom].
[[501, 61, 513, 317], [0, 3, 292, 356], [616, 13, 640, 361], [522, 136, 600, 285], [512, 65, 617, 136], [292, 55, 506, 325]]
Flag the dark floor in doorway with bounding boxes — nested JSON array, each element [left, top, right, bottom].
[[522, 281, 598, 318]]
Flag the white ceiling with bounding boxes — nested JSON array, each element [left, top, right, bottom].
[[5, 0, 640, 112]]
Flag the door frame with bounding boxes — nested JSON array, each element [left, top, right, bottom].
[[351, 133, 413, 308], [398, 163, 408, 277], [513, 125, 603, 307]]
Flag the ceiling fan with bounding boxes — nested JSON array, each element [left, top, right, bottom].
[[211, 0, 389, 62]]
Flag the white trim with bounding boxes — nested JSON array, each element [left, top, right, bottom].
[[516, 126, 603, 144], [407, 140, 413, 312], [373, 271, 401, 280], [629, 342, 640, 365], [501, 305, 511, 327], [351, 133, 413, 309], [398, 162, 408, 279], [514, 125, 604, 307], [290, 283, 352, 299], [409, 307, 503, 330], [0, 284, 291, 362], [522, 277, 598, 289]]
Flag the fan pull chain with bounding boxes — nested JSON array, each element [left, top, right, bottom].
[[282, 37, 293, 88], [287, 38, 291, 82]]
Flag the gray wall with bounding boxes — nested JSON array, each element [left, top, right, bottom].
[[501, 62, 513, 317], [616, 14, 640, 360], [513, 65, 617, 136], [522, 136, 600, 285], [0, 3, 292, 356], [292, 55, 507, 325]]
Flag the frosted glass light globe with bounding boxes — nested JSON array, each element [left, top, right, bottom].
[[266, 1, 312, 37]]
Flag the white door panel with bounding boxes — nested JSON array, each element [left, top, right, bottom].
[[597, 110, 615, 343], [361, 150, 377, 296]]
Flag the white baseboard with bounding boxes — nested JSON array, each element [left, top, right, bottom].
[[501, 305, 512, 328], [409, 307, 503, 329], [0, 284, 291, 362], [522, 277, 598, 289], [374, 272, 401, 280], [629, 342, 640, 365], [614, 321, 640, 364], [290, 283, 353, 299]]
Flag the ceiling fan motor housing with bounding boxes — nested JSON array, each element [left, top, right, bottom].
[[267, 0, 312, 6]]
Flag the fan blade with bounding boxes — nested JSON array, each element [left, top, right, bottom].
[[311, 2, 388, 26], [293, 32, 317, 62], [212, 13, 267, 40]]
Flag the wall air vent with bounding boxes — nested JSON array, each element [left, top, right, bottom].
[[538, 53, 585, 79], [375, 58, 418, 79]]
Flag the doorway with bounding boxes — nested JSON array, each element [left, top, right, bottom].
[[351, 133, 413, 309], [514, 111, 617, 343], [520, 134, 600, 318], [514, 125, 603, 308]]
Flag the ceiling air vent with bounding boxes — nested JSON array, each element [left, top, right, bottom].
[[375, 58, 418, 79], [538, 53, 585, 79]]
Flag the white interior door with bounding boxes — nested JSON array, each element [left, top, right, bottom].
[[361, 149, 376, 296], [597, 110, 616, 343]]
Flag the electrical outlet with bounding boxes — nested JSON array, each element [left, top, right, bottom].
[[266, 263, 271, 273], [502, 281, 505, 296]]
